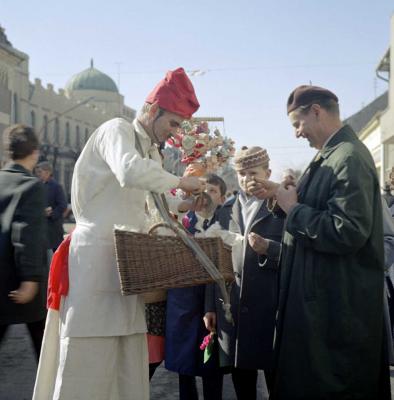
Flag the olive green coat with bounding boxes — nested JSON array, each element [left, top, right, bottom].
[[272, 126, 390, 399]]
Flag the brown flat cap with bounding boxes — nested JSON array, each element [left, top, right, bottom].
[[287, 85, 338, 114], [234, 146, 270, 171]]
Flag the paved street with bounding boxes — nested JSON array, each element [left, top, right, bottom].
[[0, 324, 268, 400], [2, 325, 394, 399]]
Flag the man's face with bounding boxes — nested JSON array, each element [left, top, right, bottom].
[[36, 167, 51, 182], [237, 166, 271, 194], [289, 105, 323, 149], [151, 108, 184, 145], [205, 183, 225, 207]]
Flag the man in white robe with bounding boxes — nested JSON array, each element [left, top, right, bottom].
[[33, 67, 202, 400]]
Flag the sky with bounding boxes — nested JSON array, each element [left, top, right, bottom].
[[1, 0, 393, 178]]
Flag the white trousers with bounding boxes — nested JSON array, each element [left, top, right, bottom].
[[33, 309, 149, 400]]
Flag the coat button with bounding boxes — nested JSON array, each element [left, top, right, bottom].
[[241, 306, 248, 314]]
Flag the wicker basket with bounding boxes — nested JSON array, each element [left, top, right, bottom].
[[114, 224, 234, 296]]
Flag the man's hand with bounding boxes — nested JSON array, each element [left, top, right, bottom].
[[177, 193, 210, 213], [283, 175, 296, 189], [45, 206, 53, 217], [9, 281, 39, 304], [248, 232, 269, 255], [247, 178, 280, 199], [276, 183, 298, 214], [203, 312, 217, 332], [193, 194, 211, 212], [178, 176, 205, 194], [177, 199, 194, 213]]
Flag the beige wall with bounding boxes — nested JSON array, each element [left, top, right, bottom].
[[381, 15, 394, 146], [0, 41, 136, 199], [359, 120, 384, 186]]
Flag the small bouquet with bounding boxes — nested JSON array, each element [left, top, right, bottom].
[[199, 332, 216, 363]]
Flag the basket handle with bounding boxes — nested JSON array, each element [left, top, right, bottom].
[[148, 222, 178, 236]]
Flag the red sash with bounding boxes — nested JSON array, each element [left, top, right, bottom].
[[47, 233, 71, 310]]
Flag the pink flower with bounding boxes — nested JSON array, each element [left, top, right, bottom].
[[199, 333, 214, 350], [182, 216, 191, 229]]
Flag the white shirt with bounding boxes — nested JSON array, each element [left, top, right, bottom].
[[61, 117, 180, 337], [238, 190, 263, 234]]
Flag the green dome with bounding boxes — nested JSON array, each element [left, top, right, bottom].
[[65, 62, 118, 93]]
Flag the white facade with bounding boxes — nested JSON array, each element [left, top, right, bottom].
[[359, 119, 384, 184], [378, 14, 394, 185], [352, 15, 394, 188]]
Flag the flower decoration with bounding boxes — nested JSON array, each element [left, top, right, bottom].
[[167, 120, 236, 174], [199, 332, 216, 363], [182, 214, 191, 230]]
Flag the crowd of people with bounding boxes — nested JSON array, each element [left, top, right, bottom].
[[0, 67, 392, 400]]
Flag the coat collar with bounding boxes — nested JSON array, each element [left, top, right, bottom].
[[2, 162, 32, 176], [133, 119, 154, 156], [232, 195, 245, 234], [297, 124, 356, 185], [250, 201, 271, 229], [320, 124, 356, 160], [232, 194, 271, 235]]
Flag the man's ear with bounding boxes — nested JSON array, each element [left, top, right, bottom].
[[149, 102, 160, 118], [311, 103, 321, 117]]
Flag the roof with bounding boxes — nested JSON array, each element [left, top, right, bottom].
[[377, 48, 390, 73], [0, 25, 12, 47], [65, 61, 118, 93], [0, 25, 28, 61], [343, 91, 388, 135]]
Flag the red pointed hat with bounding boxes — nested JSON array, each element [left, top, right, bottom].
[[146, 67, 200, 119]]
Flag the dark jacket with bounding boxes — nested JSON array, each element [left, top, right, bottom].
[[382, 192, 394, 208], [215, 196, 234, 230], [44, 177, 67, 250], [272, 125, 389, 400], [0, 163, 47, 324], [206, 196, 285, 370], [165, 208, 224, 376]]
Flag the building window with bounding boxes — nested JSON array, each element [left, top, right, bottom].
[[65, 122, 70, 146], [43, 115, 48, 142], [85, 128, 89, 144], [30, 110, 36, 130], [54, 118, 60, 144], [13, 93, 18, 123], [76, 125, 80, 149]]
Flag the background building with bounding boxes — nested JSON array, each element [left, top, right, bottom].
[[0, 25, 135, 199], [346, 14, 394, 188], [344, 92, 388, 184]]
